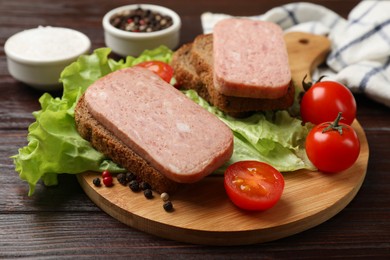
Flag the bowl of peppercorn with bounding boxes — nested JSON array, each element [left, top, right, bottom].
[[103, 4, 181, 57]]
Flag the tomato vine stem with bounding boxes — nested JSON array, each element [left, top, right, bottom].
[[322, 112, 345, 135], [302, 75, 327, 91]]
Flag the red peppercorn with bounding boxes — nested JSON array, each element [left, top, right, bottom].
[[103, 176, 113, 187], [102, 170, 111, 178]]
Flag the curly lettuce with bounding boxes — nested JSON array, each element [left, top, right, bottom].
[[183, 90, 315, 173], [12, 46, 173, 195]]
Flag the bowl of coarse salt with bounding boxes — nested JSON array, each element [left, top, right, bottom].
[[102, 4, 181, 57], [4, 26, 91, 91]]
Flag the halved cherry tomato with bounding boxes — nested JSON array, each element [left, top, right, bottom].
[[136, 60, 174, 83], [224, 161, 285, 211], [300, 76, 356, 125], [305, 112, 360, 173]]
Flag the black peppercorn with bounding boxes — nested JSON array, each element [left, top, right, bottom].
[[139, 181, 152, 190], [126, 172, 136, 182], [163, 201, 173, 212], [92, 177, 101, 187], [109, 7, 173, 33], [117, 173, 127, 185], [144, 189, 153, 199], [129, 180, 140, 192]]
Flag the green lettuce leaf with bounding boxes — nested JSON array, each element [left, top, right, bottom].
[[183, 90, 316, 173], [12, 46, 173, 195], [13, 45, 314, 196]]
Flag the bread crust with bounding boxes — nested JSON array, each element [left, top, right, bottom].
[[172, 34, 295, 117], [74, 94, 178, 193]]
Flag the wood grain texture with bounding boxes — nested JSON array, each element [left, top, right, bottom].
[[285, 32, 331, 87], [1, 0, 389, 258]]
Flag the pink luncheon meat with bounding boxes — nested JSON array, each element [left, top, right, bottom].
[[213, 18, 291, 99], [84, 66, 233, 183]]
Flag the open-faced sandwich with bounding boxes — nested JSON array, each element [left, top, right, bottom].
[[73, 18, 296, 194], [172, 18, 295, 117], [74, 66, 234, 193]]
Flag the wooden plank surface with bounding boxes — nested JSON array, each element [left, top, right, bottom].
[[2, 0, 390, 258]]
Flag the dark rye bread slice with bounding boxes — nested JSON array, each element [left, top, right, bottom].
[[171, 43, 211, 101], [171, 34, 295, 116], [171, 42, 249, 117], [74, 94, 178, 193]]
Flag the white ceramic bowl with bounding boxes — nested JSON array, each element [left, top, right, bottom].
[[4, 26, 91, 91], [102, 4, 181, 57]]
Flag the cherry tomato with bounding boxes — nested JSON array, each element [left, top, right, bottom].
[[305, 113, 360, 173], [300, 77, 356, 125], [224, 161, 285, 211], [136, 60, 174, 83]]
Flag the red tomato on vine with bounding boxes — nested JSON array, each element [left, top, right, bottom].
[[300, 76, 357, 125], [305, 112, 360, 173]]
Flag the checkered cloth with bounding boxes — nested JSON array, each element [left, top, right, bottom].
[[201, 1, 390, 107]]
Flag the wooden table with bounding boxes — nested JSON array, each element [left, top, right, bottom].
[[1, 0, 389, 258]]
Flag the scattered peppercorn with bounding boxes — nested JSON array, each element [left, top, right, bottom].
[[110, 7, 173, 33], [160, 192, 169, 201], [144, 189, 153, 199], [163, 201, 174, 212], [139, 181, 152, 190], [102, 170, 112, 178], [117, 173, 127, 185], [92, 177, 101, 187], [129, 180, 140, 192], [126, 172, 136, 182], [103, 176, 113, 187], [97, 170, 174, 211]]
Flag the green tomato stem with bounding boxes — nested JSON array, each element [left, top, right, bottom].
[[302, 75, 328, 91], [302, 74, 312, 91], [322, 112, 345, 135]]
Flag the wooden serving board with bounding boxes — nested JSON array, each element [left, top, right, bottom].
[[77, 33, 369, 245]]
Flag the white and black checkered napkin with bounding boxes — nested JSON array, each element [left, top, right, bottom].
[[201, 1, 390, 107]]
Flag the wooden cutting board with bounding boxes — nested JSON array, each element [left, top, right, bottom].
[[77, 32, 369, 245]]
